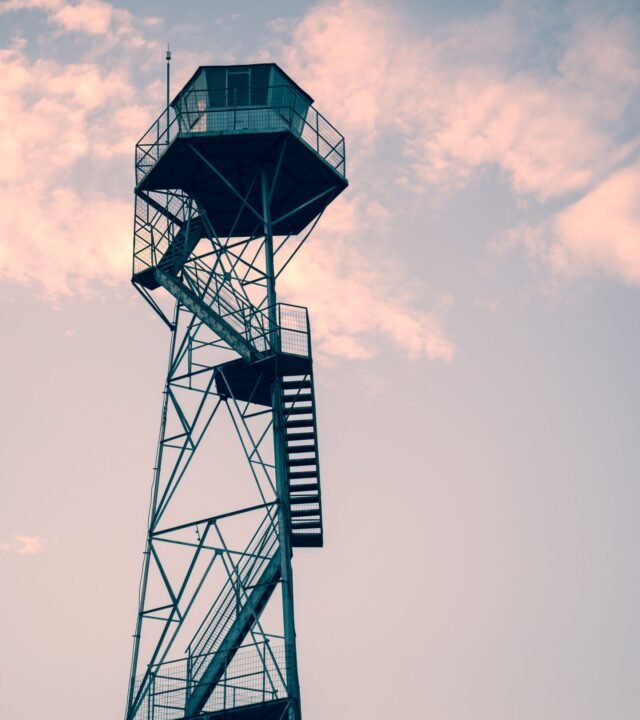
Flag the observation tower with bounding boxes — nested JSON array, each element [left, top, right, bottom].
[[125, 63, 347, 720]]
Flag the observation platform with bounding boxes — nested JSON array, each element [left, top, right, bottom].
[[135, 63, 348, 237]]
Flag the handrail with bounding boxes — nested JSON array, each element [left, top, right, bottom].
[[135, 641, 287, 720], [216, 302, 311, 359]]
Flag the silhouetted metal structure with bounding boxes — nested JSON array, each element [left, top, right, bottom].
[[125, 63, 347, 720]]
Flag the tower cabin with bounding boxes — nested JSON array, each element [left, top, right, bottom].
[[134, 62, 347, 253], [173, 64, 313, 138]]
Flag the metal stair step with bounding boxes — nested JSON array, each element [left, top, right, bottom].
[[284, 406, 314, 416], [286, 444, 317, 454], [286, 431, 315, 442], [282, 379, 312, 390], [291, 533, 323, 548], [285, 419, 314, 429], [284, 390, 312, 401], [287, 457, 317, 468], [288, 470, 318, 479], [289, 483, 319, 493], [290, 520, 322, 530], [290, 508, 320, 518], [284, 403, 312, 413], [289, 492, 319, 503]]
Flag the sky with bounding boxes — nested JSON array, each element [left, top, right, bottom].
[[1, 0, 639, 718]]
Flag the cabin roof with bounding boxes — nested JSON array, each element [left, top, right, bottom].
[[171, 63, 314, 106]]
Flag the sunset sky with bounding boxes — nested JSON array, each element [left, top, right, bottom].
[[1, 1, 640, 719]]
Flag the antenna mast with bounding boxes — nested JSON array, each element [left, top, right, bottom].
[[166, 45, 171, 140]]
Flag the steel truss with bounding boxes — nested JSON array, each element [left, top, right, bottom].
[[126, 135, 342, 720]]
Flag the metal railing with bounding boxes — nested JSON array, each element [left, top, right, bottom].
[[218, 302, 311, 359], [275, 303, 311, 357], [187, 516, 278, 676], [132, 190, 193, 275], [135, 84, 346, 184], [134, 642, 287, 720]]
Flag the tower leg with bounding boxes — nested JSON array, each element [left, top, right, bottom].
[[126, 302, 180, 720], [263, 169, 302, 720]]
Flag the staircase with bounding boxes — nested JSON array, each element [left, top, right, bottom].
[[185, 519, 281, 716], [133, 215, 204, 290], [281, 375, 323, 548], [155, 271, 262, 363], [157, 215, 204, 277]]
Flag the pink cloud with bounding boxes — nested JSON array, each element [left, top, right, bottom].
[[548, 165, 640, 283], [280, 0, 403, 146], [281, 0, 640, 287], [498, 164, 640, 286], [0, 0, 153, 44], [276, 2, 457, 360], [0, 535, 46, 555], [53, 0, 114, 34], [0, 44, 145, 296], [281, 1, 639, 200], [280, 195, 455, 362], [408, 73, 623, 199], [0, 0, 59, 10]]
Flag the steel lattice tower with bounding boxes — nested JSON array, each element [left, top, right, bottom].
[[124, 64, 347, 720]]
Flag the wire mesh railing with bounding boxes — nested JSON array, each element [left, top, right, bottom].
[[215, 303, 311, 359], [133, 642, 288, 720], [133, 190, 195, 275], [187, 515, 278, 674], [277, 304, 311, 357], [135, 84, 346, 185], [135, 110, 181, 184]]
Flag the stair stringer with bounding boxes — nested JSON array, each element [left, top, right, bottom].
[[184, 553, 282, 717], [155, 270, 262, 363]]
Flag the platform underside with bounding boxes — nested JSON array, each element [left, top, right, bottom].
[[215, 355, 313, 406], [137, 130, 347, 237], [199, 698, 291, 720]]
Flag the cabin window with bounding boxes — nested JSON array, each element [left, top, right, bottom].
[[227, 69, 250, 106], [204, 66, 272, 108], [251, 66, 270, 105], [206, 67, 225, 107]]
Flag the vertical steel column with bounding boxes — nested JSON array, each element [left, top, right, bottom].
[[126, 301, 180, 720], [262, 169, 302, 720]]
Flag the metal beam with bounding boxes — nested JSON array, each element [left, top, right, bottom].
[[155, 270, 259, 363]]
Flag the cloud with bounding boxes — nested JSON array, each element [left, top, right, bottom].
[[0, 0, 58, 10], [280, 0, 640, 286], [282, 1, 639, 201], [406, 73, 629, 199], [280, 195, 455, 362], [0, 43, 148, 296], [0, 535, 46, 555], [549, 165, 640, 282], [281, 0, 401, 149], [496, 160, 640, 285], [0, 0, 154, 45], [419, 8, 639, 199]]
